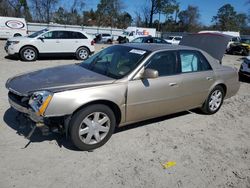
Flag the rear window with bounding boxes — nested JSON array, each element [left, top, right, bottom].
[[71, 32, 87, 39]]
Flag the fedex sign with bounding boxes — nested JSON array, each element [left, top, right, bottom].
[[135, 29, 149, 36]]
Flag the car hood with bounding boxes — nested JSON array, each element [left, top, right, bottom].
[[6, 64, 115, 96], [180, 33, 232, 62]]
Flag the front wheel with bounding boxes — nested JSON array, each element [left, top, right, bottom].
[[76, 47, 89, 60], [70, 104, 116, 151], [20, 46, 38, 61], [200, 85, 225, 114]]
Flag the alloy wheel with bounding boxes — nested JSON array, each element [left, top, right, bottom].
[[79, 112, 110, 145]]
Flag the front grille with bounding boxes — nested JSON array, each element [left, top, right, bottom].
[[8, 91, 29, 108]]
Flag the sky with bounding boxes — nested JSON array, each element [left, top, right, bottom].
[[74, 0, 250, 26]]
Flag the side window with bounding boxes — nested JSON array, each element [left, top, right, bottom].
[[55, 31, 71, 39], [42, 31, 53, 39], [145, 38, 153, 43], [146, 51, 178, 77], [154, 38, 166, 43], [71, 32, 87, 39], [132, 37, 143, 43], [179, 51, 212, 73]]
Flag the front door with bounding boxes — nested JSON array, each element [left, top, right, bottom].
[[35, 31, 60, 53], [126, 51, 185, 123]]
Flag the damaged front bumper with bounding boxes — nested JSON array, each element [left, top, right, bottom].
[[8, 97, 44, 123]]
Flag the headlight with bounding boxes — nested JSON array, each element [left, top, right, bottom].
[[29, 91, 53, 116], [9, 41, 19, 45]]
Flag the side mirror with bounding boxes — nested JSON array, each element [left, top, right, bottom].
[[38, 35, 45, 41], [141, 68, 159, 79]]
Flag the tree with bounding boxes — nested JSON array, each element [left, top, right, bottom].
[[147, 0, 177, 27], [83, 9, 97, 26], [212, 4, 248, 31], [178, 5, 200, 32], [30, 0, 58, 23], [0, 0, 15, 17], [0, 0, 32, 20], [117, 12, 132, 28], [96, 0, 124, 27]]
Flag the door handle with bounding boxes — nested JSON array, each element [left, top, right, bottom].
[[56, 41, 60, 43], [206, 77, 213, 81], [169, 83, 178, 87]]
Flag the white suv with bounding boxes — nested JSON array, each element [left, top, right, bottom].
[[5, 28, 95, 61]]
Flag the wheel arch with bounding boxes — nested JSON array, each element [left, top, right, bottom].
[[19, 45, 39, 55], [14, 33, 22, 37], [76, 46, 90, 54], [72, 100, 122, 126]]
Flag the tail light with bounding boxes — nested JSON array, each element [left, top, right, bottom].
[[91, 40, 95, 45]]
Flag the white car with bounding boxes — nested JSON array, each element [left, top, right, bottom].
[[165, 36, 182, 45], [5, 28, 95, 61]]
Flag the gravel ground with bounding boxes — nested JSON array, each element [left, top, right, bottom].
[[0, 40, 249, 188]]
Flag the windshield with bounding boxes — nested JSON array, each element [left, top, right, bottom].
[[28, 29, 49, 38], [79, 45, 150, 79]]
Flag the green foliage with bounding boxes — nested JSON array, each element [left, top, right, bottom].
[[212, 4, 248, 31], [178, 5, 200, 32]]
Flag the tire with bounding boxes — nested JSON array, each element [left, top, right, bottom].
[[70, 104, 116, 151], [76, 47, 89, 60], [14, 33, 22, 37], [200, 85, 225, 114], [20, 46, 38, 61], [107, 39, 112, 44], [242, 48, 249, 56]]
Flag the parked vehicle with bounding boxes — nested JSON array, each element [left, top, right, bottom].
[[239, 56, 250, 79], [240, 37, 250, 49], [94, 33, 113, 44], [226, 42, 249, 56], [131, 36, 169, 44], [0, 16, 28, 39], [6, 33, 239, 151], [117, 27, 156, 43], [165, 36, 182, 45], [5, 28, 95, 61]]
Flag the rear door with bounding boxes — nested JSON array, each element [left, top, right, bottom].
[[177, 50, 215, 109]]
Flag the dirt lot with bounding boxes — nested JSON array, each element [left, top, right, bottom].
[[0, 40, 249, 188]]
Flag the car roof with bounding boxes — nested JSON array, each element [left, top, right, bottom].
[[47, 28, 86, 33], [121, 43, 198, 52]]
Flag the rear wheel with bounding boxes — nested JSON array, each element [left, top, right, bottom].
[[14, 33, 22, 37], [200, 85, 225, 114], [70, 104, 116, 151], [76, 47, 89, 60], [20, 46, 38, 61]]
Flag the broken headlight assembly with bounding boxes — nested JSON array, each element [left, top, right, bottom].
[[29, 91, 53, 116]]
